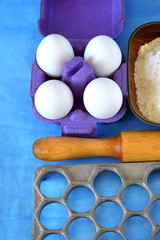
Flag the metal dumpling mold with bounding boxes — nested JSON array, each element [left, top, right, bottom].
[[33, 163, 160, 240]]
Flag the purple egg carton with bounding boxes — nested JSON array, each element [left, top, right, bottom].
[[30, 0, 127, 138]]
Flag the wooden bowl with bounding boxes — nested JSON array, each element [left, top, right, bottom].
[[128, 22, 160, 125]]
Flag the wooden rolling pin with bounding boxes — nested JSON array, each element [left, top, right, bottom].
[[33, 130, 160, 162]]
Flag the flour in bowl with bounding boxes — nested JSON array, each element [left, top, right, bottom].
[[134, 38, 160, 123]]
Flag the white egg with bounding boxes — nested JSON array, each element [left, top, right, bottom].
[[36, 34, 74, 77], [83, 78, 123, 119], [34, 80, 74, 120], [84, 35, 122, 77]]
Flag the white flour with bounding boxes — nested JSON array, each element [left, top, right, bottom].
[[134, 38, 160, 123]]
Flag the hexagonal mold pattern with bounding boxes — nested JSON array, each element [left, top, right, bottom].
[[33, 163, 160, 240]]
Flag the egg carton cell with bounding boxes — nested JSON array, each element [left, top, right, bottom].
[[33, 162, 160, 240]]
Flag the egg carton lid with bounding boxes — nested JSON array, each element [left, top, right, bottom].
[[37, 0, 125, 51]]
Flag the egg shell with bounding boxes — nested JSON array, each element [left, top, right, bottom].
[[31, 0, 127, 137], [83, 78, 123, 119], [34, 80, 74, 120], [84, 35, 122, 77], [36, 34, 74, 77]]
